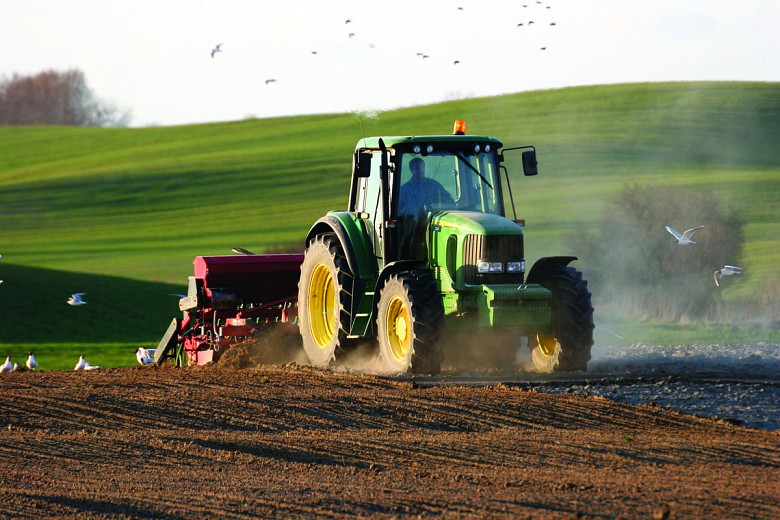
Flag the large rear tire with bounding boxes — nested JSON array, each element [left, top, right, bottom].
[[376, 271, 444, 375], [298, 235, 355, 366], [529, 266, 594, 372]]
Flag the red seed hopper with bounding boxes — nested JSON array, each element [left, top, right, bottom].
[[155, 253, 303, 366]]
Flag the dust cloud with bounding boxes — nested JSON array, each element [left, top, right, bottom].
[[218, 329, 538, 375]]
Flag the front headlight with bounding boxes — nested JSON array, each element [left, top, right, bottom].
[[477, 260, 504, 273], [506, 260, 525, 273]]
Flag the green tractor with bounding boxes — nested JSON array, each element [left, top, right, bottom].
[[298, 120, 593, 374]]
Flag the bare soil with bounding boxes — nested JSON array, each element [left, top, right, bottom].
[[0, 360, 778, 519]]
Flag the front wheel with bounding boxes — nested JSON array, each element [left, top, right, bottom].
[[376, 271, 444, 374], [529, 266, 594, 372]]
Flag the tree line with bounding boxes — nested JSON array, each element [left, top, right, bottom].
[[0, 69, 130, 127]]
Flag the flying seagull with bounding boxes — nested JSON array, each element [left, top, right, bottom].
[[265, 79, 277, 85], [136, 347, 155, 366], [211, 43, 223, 58], [0, 356, 12, 372], [231, 247, 256, 255], [26, 352, 38, 371], [67, 293, 87, 306], [665, 225, 705, 245], [713, 265, 743, 287], [74, 355, 101, 371]]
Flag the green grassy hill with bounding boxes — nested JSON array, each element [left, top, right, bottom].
[[1, 81, 778, 369]]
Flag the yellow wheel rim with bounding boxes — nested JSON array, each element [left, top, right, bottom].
[[308, 264, 337, 349], [536, 333, 559, 356], [385, 296, 410, 362]]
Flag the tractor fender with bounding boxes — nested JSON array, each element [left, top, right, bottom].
[[526, 256, 579, 284], [304, 213, 376, 281]]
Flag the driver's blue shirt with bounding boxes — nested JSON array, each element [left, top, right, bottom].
[[398, 178, 449, 215]]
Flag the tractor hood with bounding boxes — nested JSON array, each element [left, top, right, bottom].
[[430, 211, 523, 236]]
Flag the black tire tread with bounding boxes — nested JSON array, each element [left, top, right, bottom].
[[379, 271, 444, 375], [298, 234, 356, 365], [405, 271, 445, 374], [538, 266, 594, 371]]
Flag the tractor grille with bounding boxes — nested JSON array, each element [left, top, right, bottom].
[[463, 234, 524, 285]]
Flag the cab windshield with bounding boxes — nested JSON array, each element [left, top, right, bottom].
[[395, 150, 502, 216]]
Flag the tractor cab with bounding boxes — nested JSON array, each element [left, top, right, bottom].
[[349, 121, 534, 270]]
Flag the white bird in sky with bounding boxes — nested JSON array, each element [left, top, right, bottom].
[[211, 43, 223, 58], [74, 355, 101, 371], [713, 265, 743, 287], [1, 356, 12, 372], [665, 225, 705, 245], [136, 347, 155, 366], [26, 352, 38, 370], [67, 293, 87, 306]]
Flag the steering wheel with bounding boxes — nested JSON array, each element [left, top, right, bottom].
[[421, 190, 455, 212]]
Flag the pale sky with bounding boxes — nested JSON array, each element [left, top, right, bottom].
[[2, 0, 778, 127]]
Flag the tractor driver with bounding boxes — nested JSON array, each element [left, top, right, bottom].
[[398, 157, 451, 215]]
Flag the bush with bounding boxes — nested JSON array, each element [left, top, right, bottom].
[[565, 184, 744, 321]]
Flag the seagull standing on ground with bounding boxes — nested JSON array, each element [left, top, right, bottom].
[[1, 356, 12, 372], [74, 355, 101, 370], [68, 293, 87, 306], [136, 348, 155, 366], [211, 43, 223, 58], [26, 352, 38, 370], [713, 265, 743, 287], [665, 225, 705, 245]]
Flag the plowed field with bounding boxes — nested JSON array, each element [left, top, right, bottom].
[[1, 363, 778, 519]]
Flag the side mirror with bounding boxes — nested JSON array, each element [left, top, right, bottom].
[[522, 150, 538, 176], [353, 151, 371, 178]]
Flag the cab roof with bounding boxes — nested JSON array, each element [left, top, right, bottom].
[[355, 134, 503, 151]]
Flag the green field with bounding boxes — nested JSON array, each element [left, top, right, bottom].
[[1, 81, 778, 370]]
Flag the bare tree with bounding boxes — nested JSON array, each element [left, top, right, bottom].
[[0, 69, 131, 127]]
